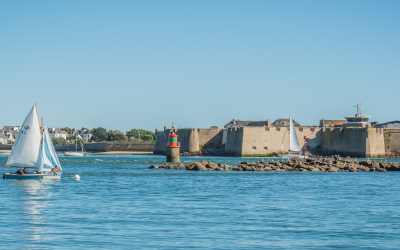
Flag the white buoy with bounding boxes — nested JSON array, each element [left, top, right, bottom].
[[74, 175, 80, 180]]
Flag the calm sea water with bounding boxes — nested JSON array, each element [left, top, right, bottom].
[[1, 154, 399, 249]]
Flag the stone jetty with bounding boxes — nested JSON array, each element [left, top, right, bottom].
[[149, 157, 400, 172]]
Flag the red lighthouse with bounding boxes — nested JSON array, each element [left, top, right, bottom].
[[166, 123, 180, 162]]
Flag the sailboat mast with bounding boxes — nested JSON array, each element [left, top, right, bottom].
[[35, 103, 44, 141], [41, 117, 44, 138], [75, 128, 77, 151], [289, 116, 291, 153]]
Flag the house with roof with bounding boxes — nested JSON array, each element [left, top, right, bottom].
[[48, 128, 68, 139], [272, 118, 300, 127], [224, 119, 272, 128], [80, 132, 92, 142], [0, 133, 7, 144], [6, 133, 15, 143], [224, 118, 301, 128], [3, 126, 20, 132], [67, 127, 92, 142], [373, 121, 400, 128], [319, 119, 347, 128]]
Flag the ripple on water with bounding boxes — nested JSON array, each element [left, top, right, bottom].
[[0, 155, 399, 249]]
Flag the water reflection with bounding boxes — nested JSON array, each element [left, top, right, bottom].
[[10, 179, 58, 245]]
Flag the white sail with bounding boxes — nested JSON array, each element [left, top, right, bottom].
[[41, 127, 62, 172], [6, 105, 42, 168], [289, 116, 301, 152]]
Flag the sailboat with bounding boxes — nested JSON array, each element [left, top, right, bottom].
[[3, 104, 62, 179], [64, 129, 86, 156], [279, 116, 308, 159]]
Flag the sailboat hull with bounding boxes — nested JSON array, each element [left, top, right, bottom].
[[3, 172, 62, 179], [279, 155, 308, 159], [64, 152, 86, 157]]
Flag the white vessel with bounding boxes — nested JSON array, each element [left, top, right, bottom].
[[279, 116, 308, 159], [64, 151, 85, 157], [64, 130, 86, 157], [3, 104, 62, 179]]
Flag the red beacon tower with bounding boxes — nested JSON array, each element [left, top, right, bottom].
[[166, 122, 180, 162]]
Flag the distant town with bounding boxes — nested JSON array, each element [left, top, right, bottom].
[[0, 126, 156, 145], [1, 104, 400, 158]]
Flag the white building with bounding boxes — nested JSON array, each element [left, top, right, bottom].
[[68, 127, 92, 142], [3, 126, 20, 132], [81, 133, 92, 142], [48, 128, 68, 139], [0, 133, 7, 144]]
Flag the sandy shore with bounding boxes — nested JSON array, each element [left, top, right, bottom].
[[83, 151, 153, 155], [3, 149, 153, 155]]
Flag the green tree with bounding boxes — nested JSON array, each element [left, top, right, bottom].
[[142, 134, 153, 141], [90, 127, 108, 142], [51, 137, 68, 145], [108, 131, 127, 141], [61, 127, 72, 134], [68, 135, 84, 144], [125, 129, 155, 141]]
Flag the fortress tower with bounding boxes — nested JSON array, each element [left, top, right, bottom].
[[343, 103, 372, 128]]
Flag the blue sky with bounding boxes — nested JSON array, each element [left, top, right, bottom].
[[1, 0, 399, 132]]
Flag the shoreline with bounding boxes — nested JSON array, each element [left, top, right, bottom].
[[59, 151, 153, 155], [88, 151, 153, 155], [0, 149, 153, 155], [150, 157, 400, 172]]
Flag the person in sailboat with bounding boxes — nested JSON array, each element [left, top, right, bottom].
[[16, 167, 26, 175], [52, 166, 60, 173], [45, 166, 59, 174]]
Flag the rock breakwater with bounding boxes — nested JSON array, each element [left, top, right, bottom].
[[150, 157, 400, 172]]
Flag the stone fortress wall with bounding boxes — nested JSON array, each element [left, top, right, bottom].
[[383, 129, 400, 153], [153, 127, 223, 154], [225, 126, 322, 156], [321, 127, 385, 157], [154, 120, 392, 158]]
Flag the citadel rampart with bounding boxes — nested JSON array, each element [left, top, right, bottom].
[[225, 126, 322, 156], [153, 127, 222, 155], [154, 123, 393, 158], [383, 129, 400, 153], [321, 127, 385, 158]]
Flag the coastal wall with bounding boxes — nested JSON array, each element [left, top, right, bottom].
[[0, 145, 12, 150], [55, 141, 154, 152], [383, 128, 400, 153], [321, 128, 366, 157], [224, 127, 244, 156], [177, 129, 199, 152], [154, 123, 392, 157], [365, 128, 385, 157], [321, 127, 385, 157], [153, 128, 199, 154], [198, 128, 223, 149], [106, 141, 154, 152], [154, 131, 167, 154], [225, 126, 322, 156], [153, 127, 222, 154]]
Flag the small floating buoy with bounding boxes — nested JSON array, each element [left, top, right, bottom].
[[74, 175, 80, 180]]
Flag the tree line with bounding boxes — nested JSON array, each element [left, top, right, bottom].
[[51, 127, 156, 145]]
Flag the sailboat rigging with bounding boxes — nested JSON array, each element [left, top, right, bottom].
[[3, 104, 62, 179], [64, 128, 86, 157], [279, 116, 308, 159]]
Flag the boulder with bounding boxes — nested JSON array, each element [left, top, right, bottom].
[[187, 162, 207, 171]]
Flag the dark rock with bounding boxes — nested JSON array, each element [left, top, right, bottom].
[[149, 157, 400, 173]]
